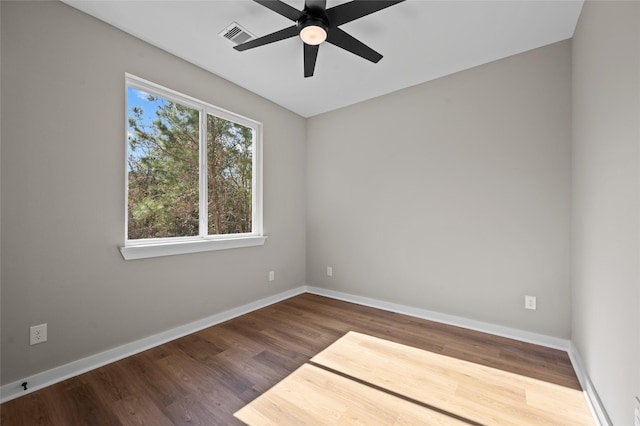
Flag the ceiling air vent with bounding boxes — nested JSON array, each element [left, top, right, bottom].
[[219, 22, 254, 46]]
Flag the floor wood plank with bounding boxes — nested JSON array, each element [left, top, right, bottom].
[[1, 293, 590, 425]]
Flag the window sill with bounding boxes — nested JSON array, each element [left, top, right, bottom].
[[119, 236, 267, 260]]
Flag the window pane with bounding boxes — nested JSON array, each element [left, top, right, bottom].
[[207, 114, 253, 235], [127, 87, 200, 239]]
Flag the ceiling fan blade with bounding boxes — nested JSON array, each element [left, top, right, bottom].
[[254, 0, 301, 21], [326, 27, 382, 63], [234, 25, 299, 51], [304, 0, 326, 11], [304, 43, 320, 77], [327, 0, 405, 26]]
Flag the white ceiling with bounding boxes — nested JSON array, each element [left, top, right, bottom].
[[62, 0, 583, 117]]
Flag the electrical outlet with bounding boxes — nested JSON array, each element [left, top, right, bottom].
[[30, 323, 47, 345], [327, 266, 333, 277], [525, 296, 537, 310], [268, 271, 275, 281]]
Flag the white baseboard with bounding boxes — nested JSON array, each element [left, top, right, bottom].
[[568, 342, 612, 426], [1, 284, 610, 426], [305, 286, 570, 350], [0, 286, 307, 404]]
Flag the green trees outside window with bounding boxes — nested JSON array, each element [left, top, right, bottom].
[[127, 84, 254, 241]]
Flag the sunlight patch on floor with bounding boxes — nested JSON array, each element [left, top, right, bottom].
[[235, 331, 594, 425]]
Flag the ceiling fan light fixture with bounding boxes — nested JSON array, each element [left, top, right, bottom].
[[299, 24, 327, 45], [298, 12, 329, 46]]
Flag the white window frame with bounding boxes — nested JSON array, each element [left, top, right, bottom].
[[120, 74, 265, 260]]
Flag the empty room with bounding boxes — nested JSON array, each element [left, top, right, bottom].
[[1, 0, 638, 424]]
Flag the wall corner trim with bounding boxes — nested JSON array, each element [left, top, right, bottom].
[[567, 342, 613, 425]]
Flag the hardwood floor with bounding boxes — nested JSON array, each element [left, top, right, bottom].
[[0, 293, 589, 425]]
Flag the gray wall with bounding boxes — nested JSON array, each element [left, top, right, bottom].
[[307, 41, 572, 338], [1, 1, 306, 384], [571, 1, 640, 424]]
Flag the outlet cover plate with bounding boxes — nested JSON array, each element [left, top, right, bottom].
[[525, 295, 537, 310], [30, 323, 47, 345]]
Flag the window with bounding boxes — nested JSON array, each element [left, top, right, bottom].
[[120, 75, 265, 260]]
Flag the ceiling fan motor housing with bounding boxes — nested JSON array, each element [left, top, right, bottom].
[[297, 7, 329, 45]]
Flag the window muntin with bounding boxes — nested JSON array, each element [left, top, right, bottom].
[[125, 75, 262, 249]]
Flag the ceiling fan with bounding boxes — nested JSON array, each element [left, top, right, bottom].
[[234, 0, 406, 78]]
